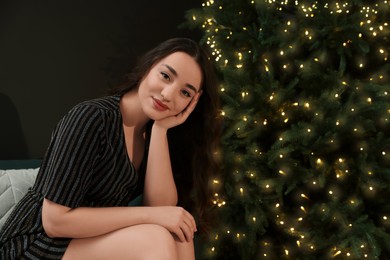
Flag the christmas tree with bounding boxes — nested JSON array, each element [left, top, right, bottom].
[[185, 0, 390, 259]]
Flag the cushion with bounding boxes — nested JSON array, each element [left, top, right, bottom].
[[0, 168, 39, 230]]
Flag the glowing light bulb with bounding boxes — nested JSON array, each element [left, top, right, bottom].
[[301, 194, 309, 199]]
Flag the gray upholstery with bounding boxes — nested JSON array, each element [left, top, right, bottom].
[[0, 168, 39, 230]]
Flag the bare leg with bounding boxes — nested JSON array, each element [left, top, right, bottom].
[[174, 237, 195, 260], [63, 224, 179, 260]]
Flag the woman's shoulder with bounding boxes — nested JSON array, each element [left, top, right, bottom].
[[60, 95, 121, 125], [75, 95, 121, 111]]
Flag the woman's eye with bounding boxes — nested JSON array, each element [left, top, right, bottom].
[[181, 90, 192, 98], [160, 72, 170, 81]]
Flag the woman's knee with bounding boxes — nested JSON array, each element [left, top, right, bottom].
[[64, 224, 178, 260], [138, 224, 178, 260]]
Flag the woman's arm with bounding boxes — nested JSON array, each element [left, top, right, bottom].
[[143, 125, 178, 206], [42, 198, 196, 242], [143, 92, 202, 206]]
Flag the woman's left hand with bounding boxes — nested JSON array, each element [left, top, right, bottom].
[[154, 91, 202, 130]]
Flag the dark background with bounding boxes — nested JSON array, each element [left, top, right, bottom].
[[0, 0, 201, 159]]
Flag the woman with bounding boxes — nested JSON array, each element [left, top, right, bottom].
[[0, 38, 221, 259]]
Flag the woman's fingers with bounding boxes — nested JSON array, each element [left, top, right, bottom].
[[184, 210, 197, 233], [174, 208, 197, 242], [174, 226, 187, 242], [154, 91, 202, 129], [151, 206, 197, 242], [174, 92, 201, 126], [181, 222, 194, 242], [184, 212, 198, 242], [183, 91, 202, 117]]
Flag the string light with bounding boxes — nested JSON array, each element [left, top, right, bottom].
[[190, 0, 389, 258], [301, 193, 309, 199]]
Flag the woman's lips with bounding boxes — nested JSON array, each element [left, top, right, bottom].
[[152, 97, 169, 111]]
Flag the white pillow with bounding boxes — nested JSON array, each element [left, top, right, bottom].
[[0, 168, 39, 230]]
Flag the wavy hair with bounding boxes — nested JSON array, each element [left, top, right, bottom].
[[111, 38, 221, 234]]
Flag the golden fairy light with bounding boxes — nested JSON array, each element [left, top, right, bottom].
[[333, 250, 342, 257], [188, 0, 389, 258]]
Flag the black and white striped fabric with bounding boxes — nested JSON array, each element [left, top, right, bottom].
[[0, 96, 145, 259]]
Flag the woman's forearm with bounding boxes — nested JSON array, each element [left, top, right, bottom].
[[42, 199, 196, 242], [42, 198, 151, 238], [143, 124, 178, 206]]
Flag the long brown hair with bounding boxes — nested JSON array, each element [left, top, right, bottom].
[[111, 38, 221, 234]]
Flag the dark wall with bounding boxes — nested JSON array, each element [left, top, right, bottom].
[[0, 0, 201, 159]]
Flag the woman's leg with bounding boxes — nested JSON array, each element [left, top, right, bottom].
[[63, 224, 179, 260], [174, 237, 195, 260]]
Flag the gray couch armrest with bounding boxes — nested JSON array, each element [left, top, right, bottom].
[[0, 168, 39, 230]]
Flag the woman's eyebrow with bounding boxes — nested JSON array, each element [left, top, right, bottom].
[[162, 64, 199, 93]]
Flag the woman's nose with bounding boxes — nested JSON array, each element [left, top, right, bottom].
[[160, 85, 175, 102]]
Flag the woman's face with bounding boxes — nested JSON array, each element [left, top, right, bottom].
[[138, 51, 202, 121]]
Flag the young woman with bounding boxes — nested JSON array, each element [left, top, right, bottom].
[[0, 38, 221, 259]]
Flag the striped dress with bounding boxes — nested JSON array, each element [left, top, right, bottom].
[[0, 95, 146, 259]]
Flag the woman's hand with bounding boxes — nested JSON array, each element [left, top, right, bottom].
[[150, 206, 197, 242], [154, 91, 202, 130]]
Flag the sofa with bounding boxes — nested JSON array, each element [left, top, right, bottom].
[[0, 160, 41, 230]]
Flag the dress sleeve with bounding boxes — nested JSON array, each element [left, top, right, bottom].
[[40, 104, 104, 208]]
